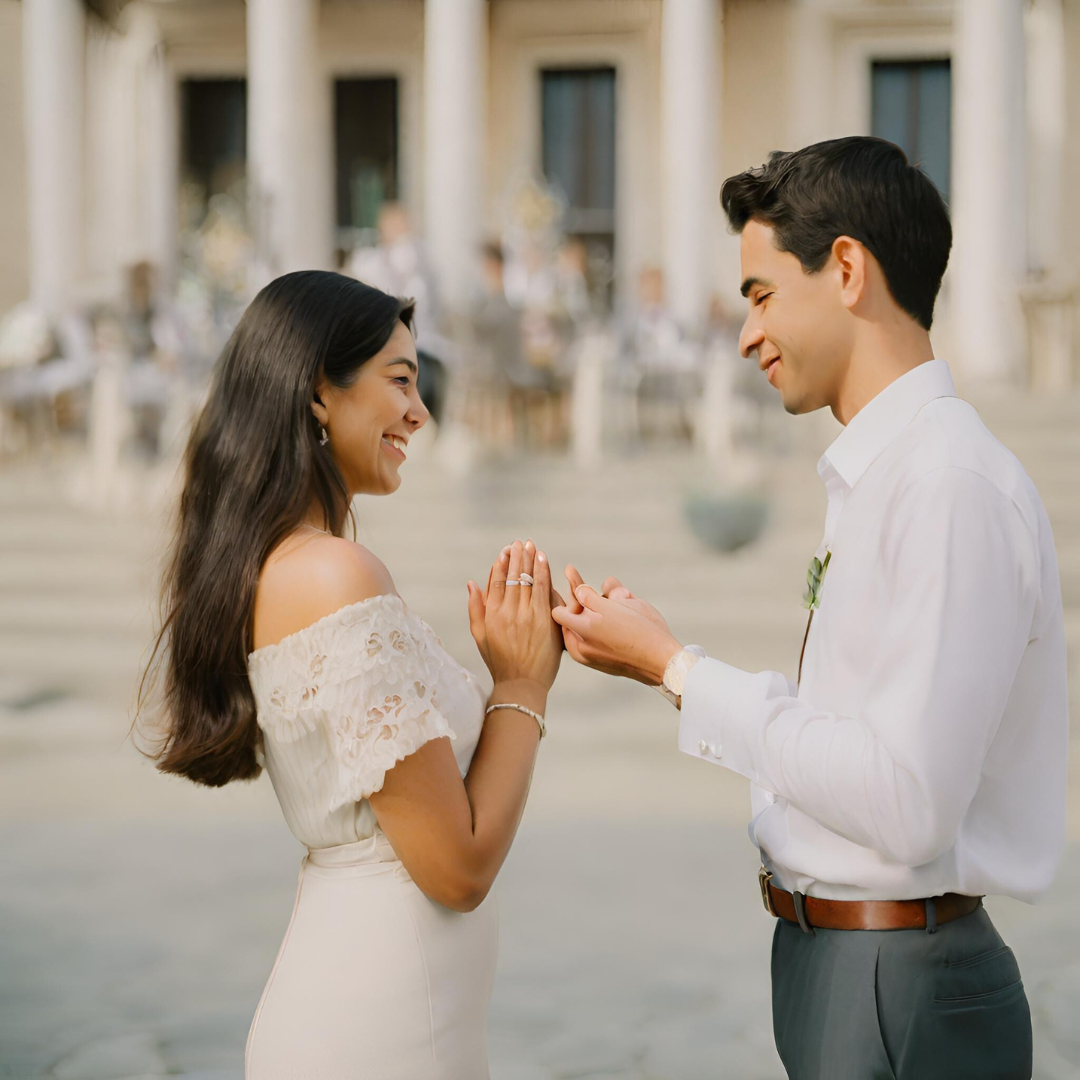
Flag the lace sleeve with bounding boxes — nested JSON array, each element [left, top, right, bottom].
[[250, 595, 457, 811]]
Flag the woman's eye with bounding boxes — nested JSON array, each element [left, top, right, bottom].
[[392, 376, 411, 387]]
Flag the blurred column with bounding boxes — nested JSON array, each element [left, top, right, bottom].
[[144, 39, 180, 293], [787, 0, 832, 148], [1022, 0, 1072, 390], [661, 0, 720, 334], [23, 0, 85, 316], [424, 0, 486, 315], [951, 0, 1027, 383], [247, 0, 329, 283], [1025, 0, 1065, 278]]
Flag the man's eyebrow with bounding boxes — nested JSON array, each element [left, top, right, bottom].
[[385, 357, 418, 375], [740, 276, 774, 298]]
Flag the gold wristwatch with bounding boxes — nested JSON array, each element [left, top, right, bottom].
[[654, 645, 706, 709]]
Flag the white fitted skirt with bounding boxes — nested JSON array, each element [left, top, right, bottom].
[[245, 831, 498, 1080]]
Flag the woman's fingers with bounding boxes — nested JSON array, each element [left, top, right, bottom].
[[466, 581, 486, 645], [532, 548, 551, 612], [520, 540, 536, 611], [488, 545, 511, 608]]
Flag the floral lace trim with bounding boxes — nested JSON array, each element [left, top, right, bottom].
[[328, 687, 455, 810], [249, 595, 443, 743], [248, 593, 459, 808]]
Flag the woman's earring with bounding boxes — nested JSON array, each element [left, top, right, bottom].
[[319, 426, 329, 446]]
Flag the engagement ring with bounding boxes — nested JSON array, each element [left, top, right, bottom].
[[519, 573, 535, 586]]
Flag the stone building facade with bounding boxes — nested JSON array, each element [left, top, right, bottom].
[[0, 0, 1077, 387]]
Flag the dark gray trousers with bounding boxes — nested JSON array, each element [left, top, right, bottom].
[[771, 904, 1032, 1080]]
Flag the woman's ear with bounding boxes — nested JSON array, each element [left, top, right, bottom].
[[311, 377, 330, 428]]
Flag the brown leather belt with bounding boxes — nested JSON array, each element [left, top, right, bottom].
[[759, 868, 982, 932]]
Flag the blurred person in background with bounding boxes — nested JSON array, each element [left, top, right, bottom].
[[618, 266, 699, 443], [346, 202, 448, 424], [552, 137, 1066, 1080], [468, 241, 520, 445], [140, 271, 563, 1078]]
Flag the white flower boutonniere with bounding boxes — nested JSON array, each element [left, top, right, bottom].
[[802, 550, 832, 611]]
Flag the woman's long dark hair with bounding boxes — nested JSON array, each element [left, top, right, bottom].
[[140, 271, 414, 786]]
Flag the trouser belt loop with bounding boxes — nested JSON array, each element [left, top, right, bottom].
[[925, 896, 938, 935], [792, 890, 815, 936]]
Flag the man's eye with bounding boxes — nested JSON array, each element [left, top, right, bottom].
[[755, 293, 773, 306]]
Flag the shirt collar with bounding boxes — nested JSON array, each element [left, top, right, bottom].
[[818, 359, 957, 491]]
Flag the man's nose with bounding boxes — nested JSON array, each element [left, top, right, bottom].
[[739, 317, 765, 360]]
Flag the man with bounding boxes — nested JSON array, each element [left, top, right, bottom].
[[552, 137, 1067, 1079]]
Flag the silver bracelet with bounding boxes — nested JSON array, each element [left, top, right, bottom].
[[485, 701, 546, 739]]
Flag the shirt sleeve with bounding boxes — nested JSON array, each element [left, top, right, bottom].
[[678, 466, 1040, 868]]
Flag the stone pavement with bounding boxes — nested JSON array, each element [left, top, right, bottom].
[[1, 390, 1078, 1079]]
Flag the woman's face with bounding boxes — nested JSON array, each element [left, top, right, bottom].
[[315, 321, 429, 496]]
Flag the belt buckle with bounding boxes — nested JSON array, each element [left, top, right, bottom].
[[758, 866, 777, 917]]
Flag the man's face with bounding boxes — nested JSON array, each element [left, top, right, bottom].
[[738, 220, 853, 415]]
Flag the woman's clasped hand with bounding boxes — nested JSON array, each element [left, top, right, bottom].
[[467, 539, 564, 698]]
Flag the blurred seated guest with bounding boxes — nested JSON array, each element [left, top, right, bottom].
[[467, 243, 518, 445], [122, 262, 179, 457], [554, 236, 592, 331], [618, 268, 701, 443]]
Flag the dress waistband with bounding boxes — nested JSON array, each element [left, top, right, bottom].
[[306, 830, 399, 869]]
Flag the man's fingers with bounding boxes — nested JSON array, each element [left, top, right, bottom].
[[551, 604, 591, 637], [573, 583, 606, 613], [561, 626, 589, 666], [602, 576, 633, 601], [565, 564, 585, 614]]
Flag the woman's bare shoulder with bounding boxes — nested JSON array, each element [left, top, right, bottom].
[[253, 533, 396, 651]]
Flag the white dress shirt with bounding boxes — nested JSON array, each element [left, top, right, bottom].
[[680, 360, 1069, 902]]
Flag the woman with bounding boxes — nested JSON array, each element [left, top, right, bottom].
[[143, 270, 563, 1078]]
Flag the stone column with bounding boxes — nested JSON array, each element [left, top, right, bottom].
[[661, 0, 720, 334], [1026, 0, 1066, 277], [423, 0, 486, 315], [247, 0, 329, 283], [23, 0, 85, 315], [143, 39, 180, 293], [787, 0, 833, 148], [951, 0, 1027, 383]]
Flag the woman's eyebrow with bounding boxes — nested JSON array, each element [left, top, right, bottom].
[[385, 357, 418, 375]]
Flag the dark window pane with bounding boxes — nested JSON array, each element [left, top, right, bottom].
[[871, 59, 951, 202], [541, 68, 616, 217], [915, 62, 951, 201], [334, 78, 398, 230], [181, 78, 247, 196]]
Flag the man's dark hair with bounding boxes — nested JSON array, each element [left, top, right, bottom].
[[720, 136, 951, 330]]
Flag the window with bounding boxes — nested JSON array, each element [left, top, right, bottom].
[[334, 78, 399, 239], [871, 59, 951, 201], [181, 78, 247, 207], [541, 67, 616, 262]]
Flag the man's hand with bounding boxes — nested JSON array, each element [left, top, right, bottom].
[[551, 564, 682, 685]]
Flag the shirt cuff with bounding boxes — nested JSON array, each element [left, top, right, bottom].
[[676, 655, 764, 782]]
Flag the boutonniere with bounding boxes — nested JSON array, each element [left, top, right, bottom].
[[802, 550, 831, 610]]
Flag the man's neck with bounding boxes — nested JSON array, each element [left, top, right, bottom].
[[832, 324, 936, 426]]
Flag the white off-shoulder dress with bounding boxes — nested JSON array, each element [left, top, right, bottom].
[[244, 594, 495, 1080]]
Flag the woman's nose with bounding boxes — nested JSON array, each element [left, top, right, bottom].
[[408, 389, 430, 428]]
